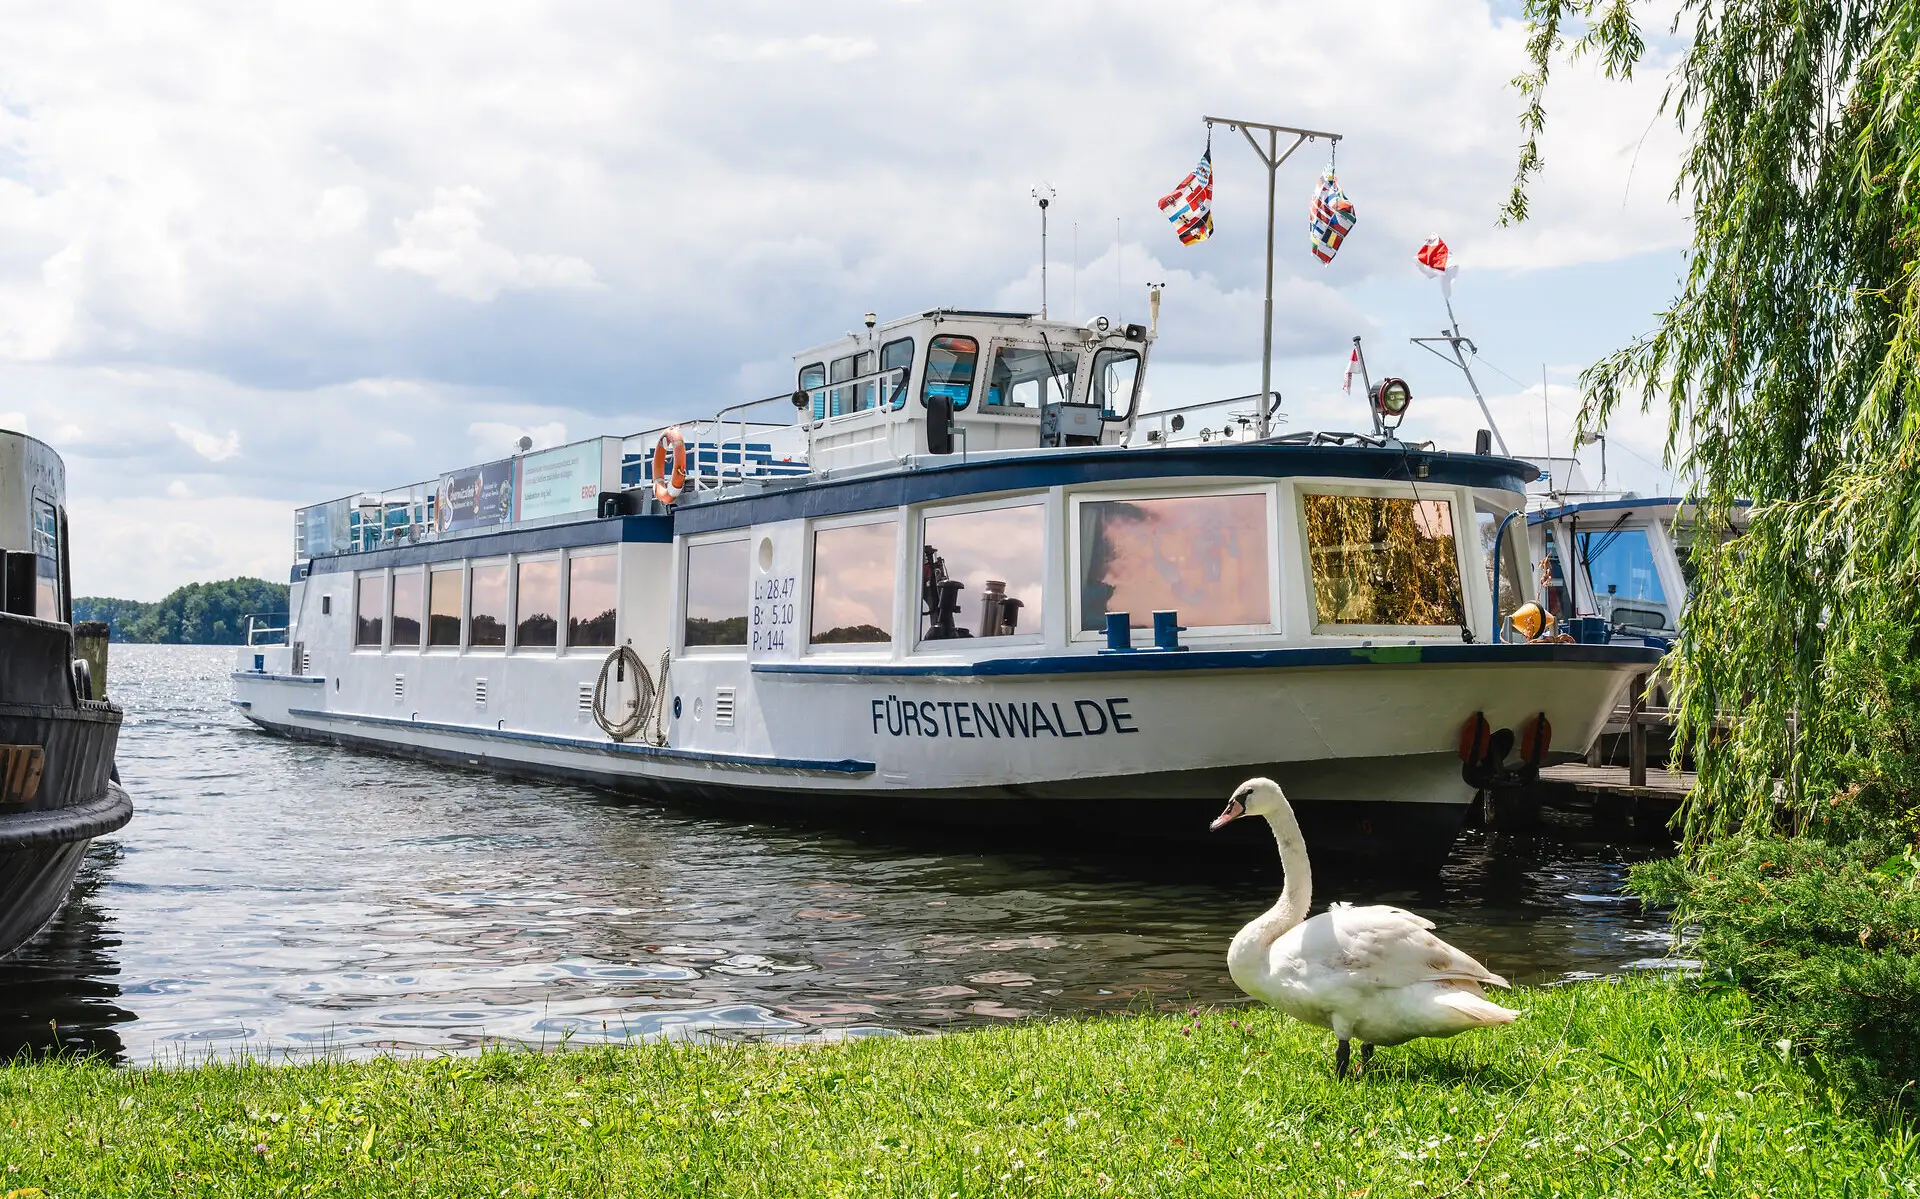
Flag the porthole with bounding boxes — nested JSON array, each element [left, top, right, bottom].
[[757, 537, 773, 572]]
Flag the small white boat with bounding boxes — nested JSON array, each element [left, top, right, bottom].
[[232, 307, 1657, 867]]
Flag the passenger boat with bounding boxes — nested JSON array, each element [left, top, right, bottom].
[[232, 307, 1659, 866], [0, 430, 130, 957]]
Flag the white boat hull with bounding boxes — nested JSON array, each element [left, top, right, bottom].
[[233, 643, 1653, 865]]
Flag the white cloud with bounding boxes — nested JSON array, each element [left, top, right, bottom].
[[376, 186, 601, 302], [170, 422, 242, 462], [165, 478, 192, 498], [312, 186, 369, 237]]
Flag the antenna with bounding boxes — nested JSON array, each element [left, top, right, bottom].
[[1409, 282, 1510, 455], [1115, 217, 1122, 323], [1031, 185, 1054, 319]]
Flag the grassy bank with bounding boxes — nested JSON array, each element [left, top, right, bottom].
[[2, 979, 1915, 1197]]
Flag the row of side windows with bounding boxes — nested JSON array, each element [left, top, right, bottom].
[[680, 491, 1485, 651], [352, 550, 617, 652]]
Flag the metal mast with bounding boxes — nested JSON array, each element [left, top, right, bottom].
[[1202, 115, 1343, 439], [1032, 185, 1054, 320], [1411, 287, 1510, 456]]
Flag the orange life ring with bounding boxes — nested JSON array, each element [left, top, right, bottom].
[[652, 427, 687, 505]]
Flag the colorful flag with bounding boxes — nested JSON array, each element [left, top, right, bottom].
[[1416, 234, 1458, 296], [1158, 149, 1214, 246], [1342, 346, 1358, 394], [1308, 171, 1357, 263]]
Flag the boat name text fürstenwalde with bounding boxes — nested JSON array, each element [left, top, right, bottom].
[[870, 696, 1138, 740]]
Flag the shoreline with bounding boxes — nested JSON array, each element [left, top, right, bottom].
[[2, 977, 1911, 1195]]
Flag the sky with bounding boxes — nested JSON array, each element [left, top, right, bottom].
[[0, 0, 1694, 601]]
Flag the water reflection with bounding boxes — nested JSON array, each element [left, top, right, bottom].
[[0, 646, 1675, 1064]]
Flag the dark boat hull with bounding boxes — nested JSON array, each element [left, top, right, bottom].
[[0, 613, 127, 958]]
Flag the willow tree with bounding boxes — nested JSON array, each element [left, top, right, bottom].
[[1510, 1, 1920, 845]]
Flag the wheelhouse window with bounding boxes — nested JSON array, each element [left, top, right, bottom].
[[390, 570, 423, 648], [1578, 526, 1670, 631], [515, 558, 559, 648], [470, 561, 508, 648], [354, 574, 384, 647], [881, 337, 914, 409], [811, 521, 897, 645], [828, 355, 856, 417], [1079, 493, 1270, 631], [684, 539, 749, 647], [1090, 348, 1141, 418], [31, 498, 59, 621], [1475, 503, 1526, 632], [568, 552, 617, 648], [922, 336, 978, 411], [853, 350, 876, 411], [1303, 493, 1464, 628], [920, 505, 1044, 641], [428, 566, 462, 646], [800, 362, 827, 421], [987, 346, 1077, 410]]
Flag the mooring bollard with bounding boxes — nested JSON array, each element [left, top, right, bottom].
[[73, 621, 109, 701]]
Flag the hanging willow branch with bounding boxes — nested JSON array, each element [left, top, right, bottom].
[[1509, 0, 1920, 846]]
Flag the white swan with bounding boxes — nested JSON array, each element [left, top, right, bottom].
[[1212, 777, 1517, 1078]]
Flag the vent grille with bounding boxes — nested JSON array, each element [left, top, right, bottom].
[[577, 682, 595, 715], [474, 677, 488, 709], [392, 674, 405, 703], [714, 687, 736, 727]]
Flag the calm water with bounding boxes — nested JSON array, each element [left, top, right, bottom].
[[0, 645, 1678, 1064]]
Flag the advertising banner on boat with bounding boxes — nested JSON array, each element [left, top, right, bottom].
[[297, 497, 354, 558], [516, 439, 612, 523], [437, 458, 516, 534]]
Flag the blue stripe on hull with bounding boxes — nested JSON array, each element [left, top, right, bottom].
[[753, 641, 1664, 678]]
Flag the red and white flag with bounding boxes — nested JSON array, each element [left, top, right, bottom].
[[1342, 345, 1358, 394], [1416, 234, 1458, 297]]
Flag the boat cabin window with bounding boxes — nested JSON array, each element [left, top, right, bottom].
[[920, 505, 1044, 642], [1090, 348, 1142, 418], [829, 355, 856, 417], [428, 566, 462, 646], [1303, 494, 1464, 629], [31, 497, 59, 621], [800, 362, 827, 421], [811, 521, 897, 645], [354, 574, 384, 647], [922, 336, 978, 411], [684, 538, 750, 647], [987, 345, 1076, 410], [390, 570, 424, 648], [568, 551, 617, 648], [1078, 493, 1270, 631], [1474, 502, 1526, 630], [515, 558, 559, 649], [1540, 531, 1573, 624], [470, 562, 508, 647], [882, 337, 914, 409], [1578, 526, 1669, 630]]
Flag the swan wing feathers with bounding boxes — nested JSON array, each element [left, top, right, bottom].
[[1316, 904, 1511, 991]]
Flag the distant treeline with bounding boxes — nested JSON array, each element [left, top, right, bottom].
[[74, 578, 289, 644]]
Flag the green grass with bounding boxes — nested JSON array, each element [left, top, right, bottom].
[[2, 978, 1916, 1197]]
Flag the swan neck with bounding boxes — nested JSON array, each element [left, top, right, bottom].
[[1268, 808, 1313, 930]]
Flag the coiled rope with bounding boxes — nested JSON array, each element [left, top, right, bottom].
[[592, 645, 671, 745]]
